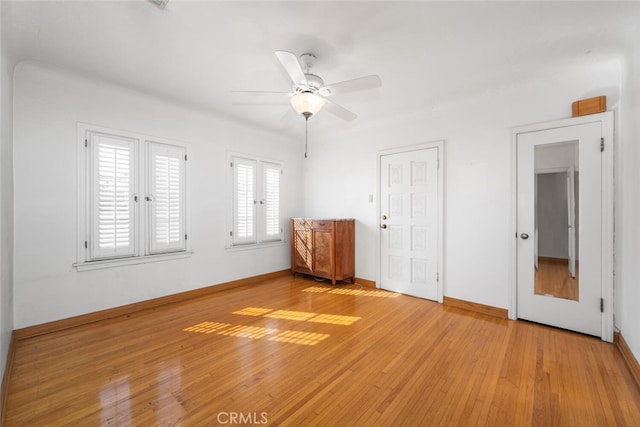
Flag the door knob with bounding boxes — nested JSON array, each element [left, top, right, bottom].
[[520, 233, 529, 240], [381, 224, 388, 229]]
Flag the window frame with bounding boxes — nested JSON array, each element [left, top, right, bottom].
[[76, 123, 191, 271], [227, 152, 284, 249]]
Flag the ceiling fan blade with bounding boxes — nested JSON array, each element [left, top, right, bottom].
[[232, 91, 291, 105], [320, 75, 382, 96], [280, 106, 299, 123], [321, 98, 357, 121], [275, 50, 308, 87]]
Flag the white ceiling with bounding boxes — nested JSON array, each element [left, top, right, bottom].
[[3, 1, 639, 136]]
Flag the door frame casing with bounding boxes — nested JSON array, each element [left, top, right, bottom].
[[510, 112, 614, 342], [376, 141, 445, 303]]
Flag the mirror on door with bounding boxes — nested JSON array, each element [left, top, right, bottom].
[[534, 141, 579, 301]]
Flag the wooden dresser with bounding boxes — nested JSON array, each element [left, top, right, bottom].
[[290, 218, 355, 285]]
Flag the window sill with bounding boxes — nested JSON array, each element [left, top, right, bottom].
[[74, 250, 194, 272], [225, 240, 285, 252]]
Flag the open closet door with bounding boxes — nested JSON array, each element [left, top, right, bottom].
[[567, 166, 576, 279]]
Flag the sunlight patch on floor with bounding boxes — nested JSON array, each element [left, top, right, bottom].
[[264, 310, 317, 321], [307, 314, 361, 326], [301, 286, 329, 293], [218, 325, 279, 339], [182, 322, 230, 334], [328, 288, 400, 298], [183, 322, 330, 346], [231, 307, 274, 316], [232, 307, 361, 325]]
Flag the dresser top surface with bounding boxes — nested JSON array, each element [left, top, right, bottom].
[[291, 218, 355, 222]]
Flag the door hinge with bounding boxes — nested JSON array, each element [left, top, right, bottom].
[[437, 158, 440, 169], [600, 137, 604, 152], [84, 241, 88, 249], [184, 154, 188, 161], [230, 231, 233, 237], [84, 139, 88, 148], [185, 234, 188, 241], [600, 298, 604, 313], [230, 162, 233, 167], [437, 272, 439, 282]]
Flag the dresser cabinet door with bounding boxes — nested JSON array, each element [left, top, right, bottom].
[[292, 227, 313, 273], [312, 228, 333, 277]]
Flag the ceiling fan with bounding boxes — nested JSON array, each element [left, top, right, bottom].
[[234, 50, 382, 122]]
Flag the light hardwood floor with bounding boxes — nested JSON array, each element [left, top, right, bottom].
[[5, 275, 640, 425]]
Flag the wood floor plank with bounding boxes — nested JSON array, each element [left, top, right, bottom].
[[4, 275, 640, 425]]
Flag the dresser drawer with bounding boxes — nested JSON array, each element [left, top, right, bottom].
[[311, 220, 334, 229], [292, 218, 312, 230], [292, 218, 334, 230]]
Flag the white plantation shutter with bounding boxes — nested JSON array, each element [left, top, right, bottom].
[[232, 157, 257, 244], [261, 162, 282, 241], [148, 142, 186, 253], [90, 132, 137, 259]]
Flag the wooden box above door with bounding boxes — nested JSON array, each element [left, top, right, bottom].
[[572, 96, 606, 117], [290, 218, 355, 285]]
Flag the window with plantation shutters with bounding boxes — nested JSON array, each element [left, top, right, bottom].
[[148, 142, 186, 253], [90, 132, 137, 259], [232, 157, 257, 245], [230, 154, 283, 247], [78, 124, 190, 269], [261, 162, 282, 242]]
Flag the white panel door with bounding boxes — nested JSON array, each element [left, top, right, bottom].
[[517, 122, 601, 336], [380, 148, 438, 300]]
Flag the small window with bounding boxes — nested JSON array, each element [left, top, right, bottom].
[[230, 154, 283, 246]]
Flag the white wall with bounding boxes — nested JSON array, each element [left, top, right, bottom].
[[616, 49, 640, 360], [303, 58, 622, 311], [537, 173, 570, 259], [0, 2, 15, 384], [12, 61, 303, 329]]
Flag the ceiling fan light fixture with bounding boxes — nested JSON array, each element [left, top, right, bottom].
[[290, 91, 326, 116]]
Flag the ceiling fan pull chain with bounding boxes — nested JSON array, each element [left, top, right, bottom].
[[304, 115, 308, 158]]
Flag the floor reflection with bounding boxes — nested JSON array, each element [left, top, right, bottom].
[[535, 258, 579, 301], [156, 362, 183, 424], [100, 377, 131, 425]]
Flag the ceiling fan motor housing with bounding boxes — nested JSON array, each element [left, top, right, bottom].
[[303, 74, 324, 92], [294, 53, 324, 93]]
